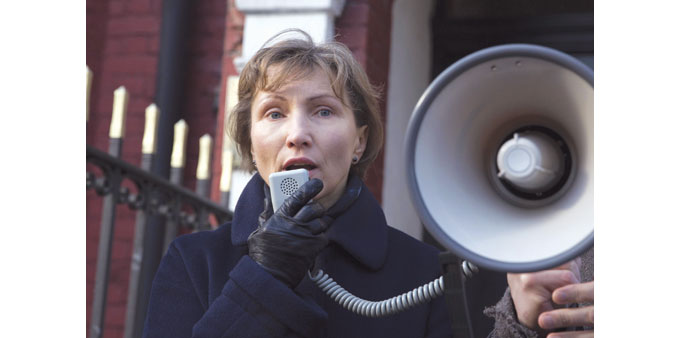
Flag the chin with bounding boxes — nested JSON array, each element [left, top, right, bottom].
[[314, 183, 336, 203]]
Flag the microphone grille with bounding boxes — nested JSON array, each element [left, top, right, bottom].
[[280, 177, 299, 195]]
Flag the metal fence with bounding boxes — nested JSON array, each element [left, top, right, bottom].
[[86, 67, 234, 338]]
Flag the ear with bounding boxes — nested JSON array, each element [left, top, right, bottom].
[[354, 125, 368, 158]]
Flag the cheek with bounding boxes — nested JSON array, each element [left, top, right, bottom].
[[250, 125, 277, 163], [322, 129, 357, 171]]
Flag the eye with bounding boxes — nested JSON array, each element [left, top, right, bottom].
[[268, 111, 282, 119], [317, 109, 332, 117]]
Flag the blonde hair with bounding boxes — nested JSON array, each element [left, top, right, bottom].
[[227, 30, 383, 178]]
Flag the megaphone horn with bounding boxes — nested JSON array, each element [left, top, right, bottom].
[[405, 44, 593, 272]]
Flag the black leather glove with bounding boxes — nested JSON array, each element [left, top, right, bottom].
[[247, 179, 332, 289]]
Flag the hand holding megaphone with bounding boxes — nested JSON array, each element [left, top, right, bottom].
[[507, 258, 594, 337]]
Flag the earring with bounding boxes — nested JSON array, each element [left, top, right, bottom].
[[352, 155, 358, 164]]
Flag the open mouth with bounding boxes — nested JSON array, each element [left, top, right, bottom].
[[283, 157, 318, 172], [284, 164, 317, 171]]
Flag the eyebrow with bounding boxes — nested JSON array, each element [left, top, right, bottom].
[[259, 94, 287, 103], [257, 93, 339, 104], [308, 94, 339, 102]]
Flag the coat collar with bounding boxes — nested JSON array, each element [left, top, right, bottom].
[[231, 173, 388, 270]]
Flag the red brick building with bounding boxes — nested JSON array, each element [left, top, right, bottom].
[[87, 0, 592, 336]]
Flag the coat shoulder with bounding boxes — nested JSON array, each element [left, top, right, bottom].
[[386, 226, 440, 256], [167, 222, 241, 265], [385, 226, 442, 276]]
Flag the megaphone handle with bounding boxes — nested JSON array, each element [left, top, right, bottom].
[[439, 251, 475, 338]]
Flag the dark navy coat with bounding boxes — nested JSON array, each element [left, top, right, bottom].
[[143, 174, 452, 337]]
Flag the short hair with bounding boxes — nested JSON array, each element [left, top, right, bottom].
[[227, 30, 384, 178]]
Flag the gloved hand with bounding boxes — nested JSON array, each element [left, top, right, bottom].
[[247, 179, 332, 289]]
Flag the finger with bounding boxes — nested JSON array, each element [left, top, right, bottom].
[[538, 306, 594, 330], [292, 212, 330, 235], [293, 202, 325, 223], [297, 218, 331, 235], [547, 330, 593, 338], [512, 269, 581, 294], [553, 281, 594, 305], [550, 259, 582, 282], [278, 179, 324, 217]]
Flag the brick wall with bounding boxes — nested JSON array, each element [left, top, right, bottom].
[[86, 0, 226, 336], [335, 0, 394, 202], [86, 1, 162, 336], [177, 0, 227, 194]]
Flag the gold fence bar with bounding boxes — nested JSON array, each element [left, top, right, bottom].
[[90, 85, 129, 338], [196, 134, 213, 181], [109, 86, 129, 140], [87, 66, 93, 122], [170, 120, 189, 169], [142, 104, 160, 155], [195, 134, 213, 229], [163, 119, 188, 254], [124, 103, 160, 338]]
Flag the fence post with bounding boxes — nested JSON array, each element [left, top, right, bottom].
[[195, 134, 213, 230], [162, 120, 188, 254], [90, 86, 128, 338], [123, 103, 160, 338], [195, 134, 212, 198]]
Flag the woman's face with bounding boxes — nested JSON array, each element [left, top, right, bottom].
[[250, 68, 368, 209]]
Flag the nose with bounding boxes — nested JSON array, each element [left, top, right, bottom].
[[285, 112, 313, 149]]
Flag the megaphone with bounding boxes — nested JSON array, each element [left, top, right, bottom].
[[405, 44, 593, 272]]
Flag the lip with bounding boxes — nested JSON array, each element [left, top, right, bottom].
[[282, 157, 318, 173]]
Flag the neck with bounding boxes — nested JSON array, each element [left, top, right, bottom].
[[316, 177, 348, 210], [322, 174, 363, 217]]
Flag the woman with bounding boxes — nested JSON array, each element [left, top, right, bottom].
[[143, 31, 451, 337]]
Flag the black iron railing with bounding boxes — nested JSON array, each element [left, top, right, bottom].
[[86, 64, 237, 338], [87, 143, 232, 338]]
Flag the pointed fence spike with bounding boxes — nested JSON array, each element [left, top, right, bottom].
[[109, 86, 129, 139], [142, 104, 160, 154], [196, 134, 213, 180], [170, 120, 189, 168], [87, 66, 93, 122]]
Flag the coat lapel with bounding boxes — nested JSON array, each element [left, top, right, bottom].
[[230, 173, 389, 270]]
